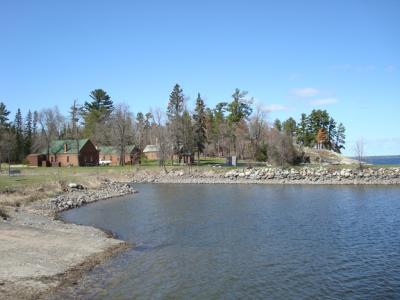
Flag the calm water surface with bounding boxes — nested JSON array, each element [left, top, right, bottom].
[[60, 184, 400, 299]]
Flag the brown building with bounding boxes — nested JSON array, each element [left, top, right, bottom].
[[143, 145, 160, 160], [98, 145, 141, 165], [27, 139, 99, 167]]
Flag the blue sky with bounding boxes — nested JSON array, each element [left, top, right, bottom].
[[1, 0, 399, 156]]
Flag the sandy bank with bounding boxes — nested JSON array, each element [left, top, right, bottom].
[[0, 182, 136, 299]]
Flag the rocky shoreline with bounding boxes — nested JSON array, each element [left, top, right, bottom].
[[132, 167, 400, 185], [49, 181, 137, 212]]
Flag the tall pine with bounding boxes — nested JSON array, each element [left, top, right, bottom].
[[167, 84, 185, 158], [193, 93, 207, 162], [24, 110, 33, 156], [14, 109, 24, 162]]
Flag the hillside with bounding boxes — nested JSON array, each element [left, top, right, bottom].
[[299, 147, 359, 165]]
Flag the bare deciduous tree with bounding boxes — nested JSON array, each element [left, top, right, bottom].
[[37, 107, 65, 158], [354, 138, 365, 170], [110, 104, 135, 166]]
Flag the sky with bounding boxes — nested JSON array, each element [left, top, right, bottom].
[[1, 0, 399, 156]]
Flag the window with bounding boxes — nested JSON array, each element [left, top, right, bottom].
[[67, 156, 69, 163], [51, 156, 54, 162]]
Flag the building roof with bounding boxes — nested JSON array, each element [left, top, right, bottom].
[[98, 145, 137, 155], [143, 145, 159, 153], [40, 139, 91, 155]]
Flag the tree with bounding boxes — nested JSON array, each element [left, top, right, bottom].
[[354, 138, 365, 170], [273, 119, 282, 131], [83, 89, 114, 141], [24, 110, 33, 157], [0, 102, 10, 129], [84, 89, 114, 114], [227, 89, 252, 124], [227, 88, 253, 154], [110, 104, 134, 166], [296, 113, 309, 146], [0, 102, 11, 171], [335, 123, 346, 153], [38, 107, 65, 159], [14, 109, 24, 162], [282, 117, 297, 137], [153, 108, 172, 172], [166, 84, 185, 161], [193, 93, 207, 163], [136, 112, 146, 150], [182, 110, 194, 163], [316, 128, 327, 149]]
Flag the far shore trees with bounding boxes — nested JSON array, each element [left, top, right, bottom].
[[1, 85, 347, 167]]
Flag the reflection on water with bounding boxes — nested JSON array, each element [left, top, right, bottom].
[[59, 184, 400, 299]]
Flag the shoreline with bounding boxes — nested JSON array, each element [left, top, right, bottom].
[[0, 182, 136, 300], [130, 167, 400, 185]]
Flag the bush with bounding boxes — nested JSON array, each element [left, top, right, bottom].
[[0, 207, 10, 220], [255, 143, 268, 162]]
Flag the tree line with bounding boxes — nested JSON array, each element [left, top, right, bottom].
[[0, 84, 346, 166]]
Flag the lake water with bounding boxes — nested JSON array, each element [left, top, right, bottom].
[[60, 184, 400, 299], [362, 155, 400, 165]]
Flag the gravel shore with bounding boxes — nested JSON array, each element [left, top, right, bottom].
[[131, 167, 400, 185], [0, 181, 136, 299]]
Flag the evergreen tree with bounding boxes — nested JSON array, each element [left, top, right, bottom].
[[182, 110, 194, 160], [32, 110, 38, 136], [14, 109, 24, 162], [273, 119, 282, 131], [84, 89, 114, 113], [24, 110, 32, 156], [0, 102, 10, 129], [167, 84, 185, 157], [227, 89, 252, 124], [296, 113, 308, 146], [335, 123, 346, 153], [227, 89, 252, 154], [83, 89, 114, 140], [193, 93, 207, 162], [282, 117, 297, 137]]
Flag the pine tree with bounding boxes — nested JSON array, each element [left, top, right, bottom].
[[32, 110, 38, 136], [0, 102, 10, 129], [193, 93, 207, 163], [24, 110, 33, 156], [335, 123, 346, 153], [327, 117, 337, 150], [167, 84, 185, 158], [273, 119, 282, 131], [182, 110, 194, 161], [14, 109, 24, 162], [84, 89, 114, 113], [227, 88, 252, 154], [282, 117, 297, 137], [83, 89, 114, 140]]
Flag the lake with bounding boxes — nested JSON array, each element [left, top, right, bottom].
[[60, 184, 400, 299], [362, 155, 400, 165]]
